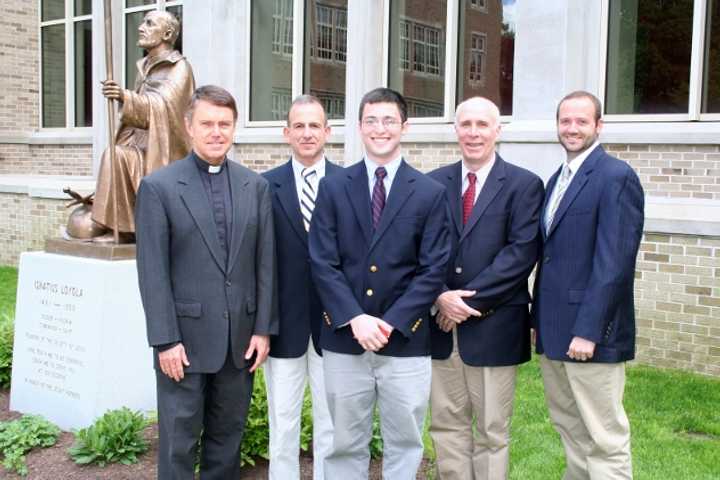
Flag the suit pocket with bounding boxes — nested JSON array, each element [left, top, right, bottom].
[[175, 301, 202, 318], [568, 289, 585, 304], [246, 299, 257, 314]]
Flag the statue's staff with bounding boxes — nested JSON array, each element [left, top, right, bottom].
[[103, 0, 119, 244]]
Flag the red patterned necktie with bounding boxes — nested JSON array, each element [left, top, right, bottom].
[[372, 167, 387, 229], [462, 172, 477, 225]]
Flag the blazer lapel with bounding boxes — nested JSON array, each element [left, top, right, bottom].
[[345, 162, 373, 247], [546, 146, 602, 239], [445, 162, 463, 237], [370, 160, 415, 251], [541, 167, 561, 241], [460, 156, 506, 243], [275, 160, 308, 246], [178, 158, 226, 273], [227, 162, 251, 276]]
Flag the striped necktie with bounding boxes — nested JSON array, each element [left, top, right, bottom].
[[300, 168, 317, 232], [545, 163, 572, 233], [372, 167, 387, 229]]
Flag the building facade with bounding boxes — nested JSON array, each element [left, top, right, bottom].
[[1, 0, 719, 377]]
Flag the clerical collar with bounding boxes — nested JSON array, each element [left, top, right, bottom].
[[192, 151, 225, 174]]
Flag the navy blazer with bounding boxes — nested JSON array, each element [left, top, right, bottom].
[[533, 145, 644, 363], [136, 153, 277, 373], [309, 159, 451, 357], [428, 156, 544, 366], [263, 158, 342, 358]]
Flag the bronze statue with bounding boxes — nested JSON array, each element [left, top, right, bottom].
[[73, 10, 195, 243]]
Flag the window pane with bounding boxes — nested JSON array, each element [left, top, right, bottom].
[[42, 24, 66, 127], [125, 0, 156, 7], [305, 0, 348, 120], [42, 0, 65, 22], [74, 20, 92, 127], [456, 0, 514, 116], [74, 0, 92, 16], [605, 0, 693, 114], [167, 6, 184, 54], [388, 0, 447, 118], [702, 0, 720, 113], [250, 0, 293, 121], [125, 11, 146, 88]]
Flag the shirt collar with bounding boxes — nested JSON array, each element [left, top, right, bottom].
[[292, 155, 327, 179], [461, 154, 496, 182], [364, 154, 403, 180], [192, 150, 226, 174], [565, 140, 600, 175]]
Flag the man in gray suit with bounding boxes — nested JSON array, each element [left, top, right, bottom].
[[135, 85, 276, 479]]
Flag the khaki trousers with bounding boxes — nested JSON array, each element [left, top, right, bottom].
[[539, 355, 632, 480], [430, 332, 518, 480]]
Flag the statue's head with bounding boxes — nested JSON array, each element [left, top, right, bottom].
[[137, 10, 180, 50]]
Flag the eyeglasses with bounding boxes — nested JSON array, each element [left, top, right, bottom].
[[361, 117, 403, 129]]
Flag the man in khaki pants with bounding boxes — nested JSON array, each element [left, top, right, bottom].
[[428, 97, 544, 479], [532, 91, 644, 479]]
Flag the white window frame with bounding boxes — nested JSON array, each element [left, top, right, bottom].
[[468, 31, 486, 86], [469, 0, 488, 14], [121, 0, 183, 91], [245, 0, 346, 128], [600, 0, 720, 122], [38, 0, 93, 130]]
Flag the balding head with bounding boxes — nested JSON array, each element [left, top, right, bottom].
[[145, 10, 180, 47], [454, 97, 501, 168]]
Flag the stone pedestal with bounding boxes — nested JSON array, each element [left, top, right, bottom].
[[10, 252, 156, 431]]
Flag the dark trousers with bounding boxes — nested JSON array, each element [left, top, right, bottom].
[[156, 353, 254, 480]]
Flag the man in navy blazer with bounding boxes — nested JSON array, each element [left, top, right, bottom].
[[309, 88, 450, 478], [533, 91, 644, 479], [427, 97, 544, 479], [262, 95, 341, 480]]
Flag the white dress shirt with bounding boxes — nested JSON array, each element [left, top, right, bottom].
[[292, 156, 327, 205], [461, 154, 496, 204], [364, 154, 403, 199]]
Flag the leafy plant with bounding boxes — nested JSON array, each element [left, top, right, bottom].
[[0, 414, 60, 476], [68, 407, 149, 467], [0, 312, 14, 388]]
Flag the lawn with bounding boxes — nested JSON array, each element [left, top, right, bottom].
[[1, 265, 719, 479]]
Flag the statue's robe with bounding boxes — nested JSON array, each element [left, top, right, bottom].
[[92, 49, 195, 233]]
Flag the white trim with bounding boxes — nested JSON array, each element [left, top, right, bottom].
[[0, 174, 95, 199], [688, 0, 707, 120], [292, 0, 303, 99], [444, 0, 459, 123], [381, 0, 390, 86]]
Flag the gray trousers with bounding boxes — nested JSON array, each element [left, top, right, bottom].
[[322, 350, 431, 480], [156, 353, 254, 480]]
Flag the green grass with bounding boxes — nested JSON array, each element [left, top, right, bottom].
[[422, 356, 720, 479], [0, 267, 18, 318]]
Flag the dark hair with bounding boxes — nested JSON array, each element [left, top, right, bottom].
[[358, 87, 408, 123], [556, 90, 602, 123], [287, 94, 327, 126], [186, 85, 238, 121]]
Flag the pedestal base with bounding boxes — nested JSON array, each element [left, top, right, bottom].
[[10, 252, 155, 431]]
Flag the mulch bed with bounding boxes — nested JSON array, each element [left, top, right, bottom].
[[0, 389, 431, 479]]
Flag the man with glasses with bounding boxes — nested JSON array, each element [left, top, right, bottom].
[[309, 87, 450, 479]]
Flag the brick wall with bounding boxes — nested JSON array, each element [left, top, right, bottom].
[[0, 193, 69, 266], [606, 144, 720, 200], [0, 2, 38, 134], [0, 144, 93, 175], [635, 233, 720, 376]]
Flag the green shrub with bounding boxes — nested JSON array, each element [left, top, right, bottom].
[[240, 371, 270, 466], [68, 407, 149, 467], [0, 312, 14, 388], [0, 414, 60, 476]]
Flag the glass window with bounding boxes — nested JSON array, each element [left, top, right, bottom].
[[250, 0, 293, 121], [42, 0, 65, 22], [41, 24, 66, 128], [41, 0, 93, 128], [306, 1, 348, 120], [74, 20, 92, 127], [388, 0, 447, 118], [605, 0, 693, 115], [702, 0, 720, 113], [126, 0, 156, 7], [456, 0, 514, 116], [250, 0, 348, 122]]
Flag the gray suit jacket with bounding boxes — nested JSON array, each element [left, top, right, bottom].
[[135, 152, 277, 373]]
